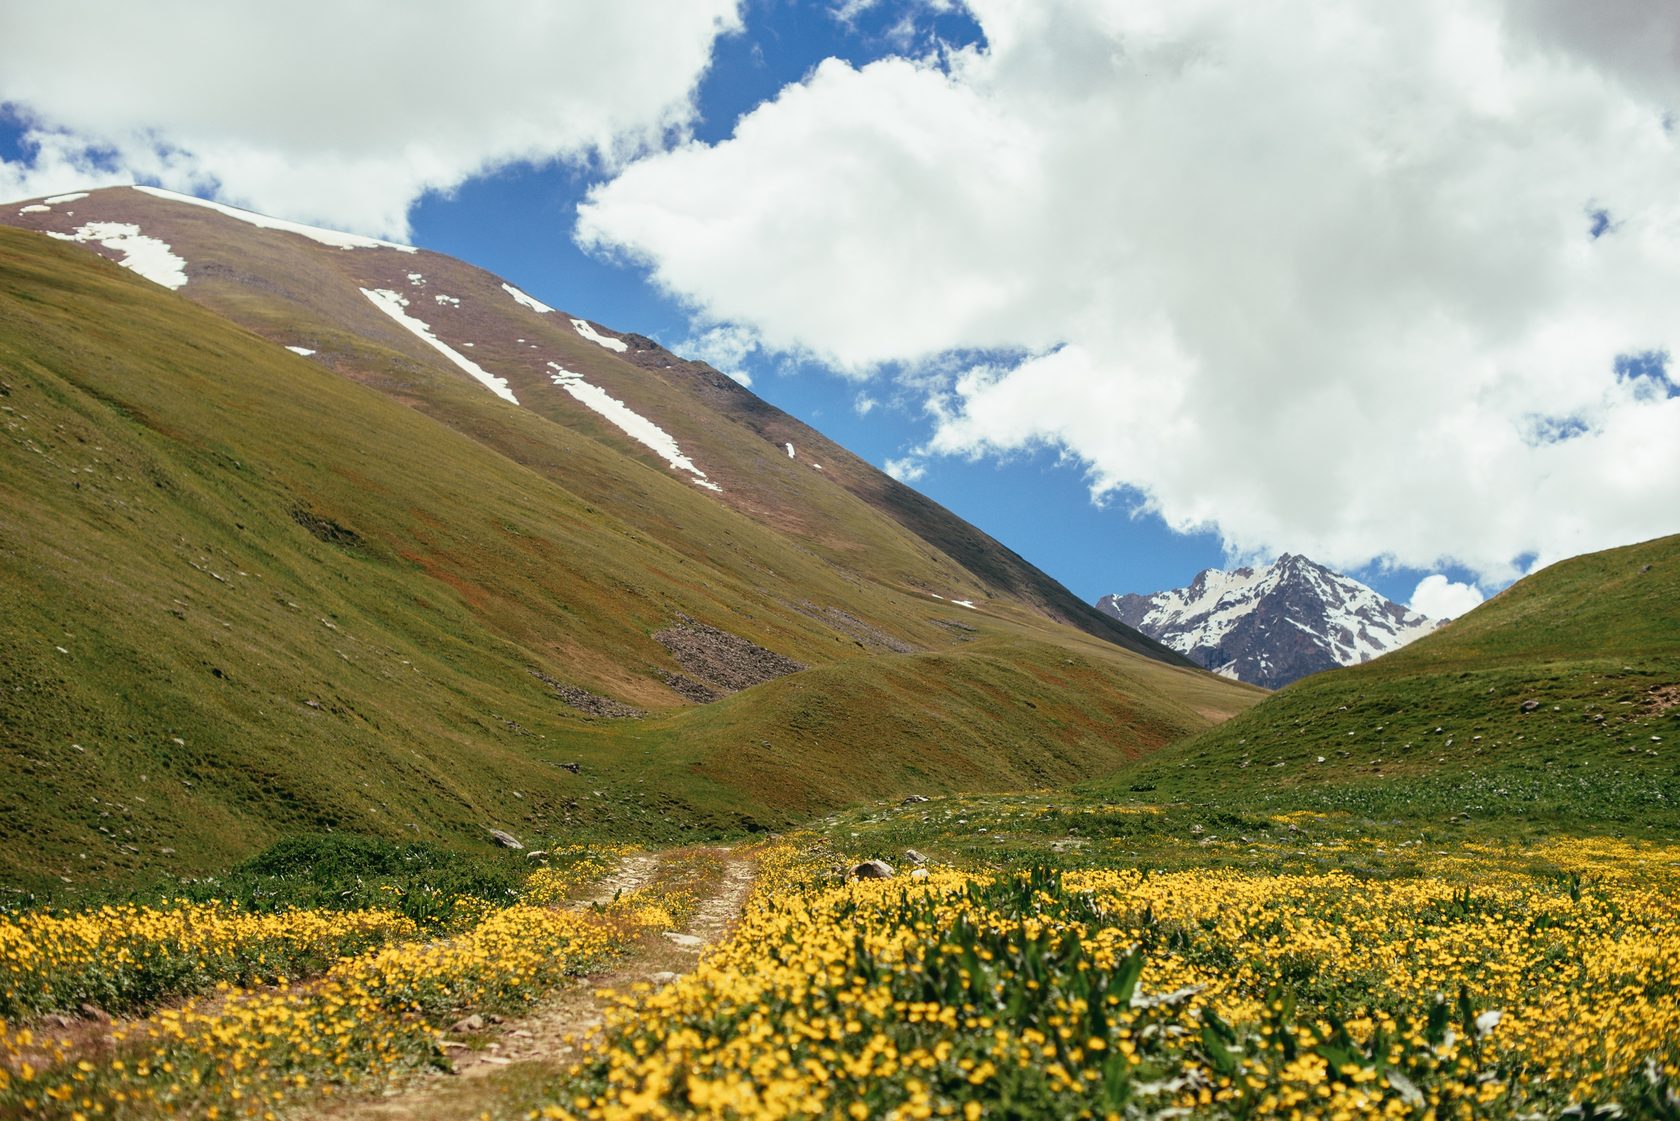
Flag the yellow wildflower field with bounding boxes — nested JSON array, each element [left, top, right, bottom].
[[0, 847, 684, 1119], [0, 900, 417, 1024], [534, 836, 1679, 1121], [2, 824, 1675, 1120]]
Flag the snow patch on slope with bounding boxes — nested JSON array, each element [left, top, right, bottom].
[[785, 442, 796, 458], [545, 361, 718, 491], [133, 186, 417, 253], [360, 288, 517, 404], [19, 204, 49, 214], [1102, 555, 1438, 687], [502, 283, 555, 315], [50, 221, 188, 289], [44, 192, 88, 204], [286, 346, 316, 356], [571, 318, 627, 352]]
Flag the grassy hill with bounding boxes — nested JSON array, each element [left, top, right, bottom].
[[0, 226, 1256, 897], [1085, 534, 1680, 832], [4, 186, 1190, 664]]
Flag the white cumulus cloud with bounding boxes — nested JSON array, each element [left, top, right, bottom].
[[0, 0, 741, 238], [677, 323, 758, 386], [883, 456, 927, 482], [1409, 575, 1486, 622], [579, 0, 1680, 585]]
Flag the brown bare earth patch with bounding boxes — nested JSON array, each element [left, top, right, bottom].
[[659, 670, 720, 704], [398, 551, 493, 610], [795, 601, 916, 653], [528, 668, 645, 718], [1646, 683, 1680, 714], [653, 614, 804, 696]]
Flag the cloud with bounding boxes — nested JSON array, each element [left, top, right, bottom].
[[832, 0, 960, 26], [677, 323, 757, 386], [579, 0, 1680, 584], [1409, 575, 1486, 622], [854, 394, 879, 416], [883, 456, 927, 482], [0, 1, 741, 238]]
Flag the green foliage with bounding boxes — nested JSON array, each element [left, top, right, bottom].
[[159, 833, 530, 928]]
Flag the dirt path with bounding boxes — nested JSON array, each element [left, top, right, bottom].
[[575, 852, 661, 906], [328, 846, 756, 1120]]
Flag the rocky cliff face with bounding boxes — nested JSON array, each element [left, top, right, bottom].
[[1099, 554, 1437, 689]]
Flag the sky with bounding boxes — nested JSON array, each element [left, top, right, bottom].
[[3, 0, 1678, 622]]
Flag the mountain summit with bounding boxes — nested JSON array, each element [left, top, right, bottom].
[[1097, 554, 1437, 689]]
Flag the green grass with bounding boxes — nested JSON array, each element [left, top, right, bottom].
[[131, 834, 536, 928], [1073, 534, 1680, 833], [0, 227, 1257, 899], [809, 539, 1680, 876]]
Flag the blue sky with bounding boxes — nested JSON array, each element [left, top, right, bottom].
[[396, 1, 1418, 608], [412, 0, 1493, 608], [407, 158, 1241, 607], [3, 0, 1675, 619], [393, 4, 1256, 608]]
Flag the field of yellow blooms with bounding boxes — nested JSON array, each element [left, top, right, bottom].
[[0, 901, 417, 1023], [0, 844, 681, 1119], [3, 821, 1676, 1121], [538, 835, 1680, 1121]]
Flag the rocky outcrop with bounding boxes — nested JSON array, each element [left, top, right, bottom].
[[1100, 554, 1438, 689], [653, 615, 804, 698], [528, 669, 645, 718]]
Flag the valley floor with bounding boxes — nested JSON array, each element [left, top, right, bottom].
[[3, 796, 1676, 1120]]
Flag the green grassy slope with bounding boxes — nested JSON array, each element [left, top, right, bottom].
[[0, 228, 1257, 896], [614, 359, 1190, 662], [4, 186, 1189, 667], [1087, 535, 1680, 831]]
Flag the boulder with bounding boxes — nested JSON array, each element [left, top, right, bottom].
[[903, 849, 928, 866], [851, 859, 895, 880], [1520, 699, 1541, 713], [488, 829, 523, 849], [901, 794, 929, 805]]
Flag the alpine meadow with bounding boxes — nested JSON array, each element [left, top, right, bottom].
[[1, 4, 1678, 1120]]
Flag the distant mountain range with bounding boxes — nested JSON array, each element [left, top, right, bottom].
[[1097, 554, 1438, 688]]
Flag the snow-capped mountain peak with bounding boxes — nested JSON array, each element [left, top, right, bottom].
[[1097, 555, 1438, 688]]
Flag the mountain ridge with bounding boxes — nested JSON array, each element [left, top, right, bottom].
[[0, 195, 1255, 894], [1098, 553, 1437, 688], [4, 184, 1188, 665]]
